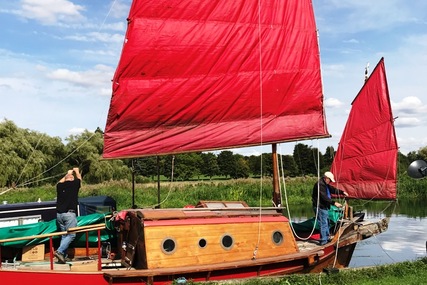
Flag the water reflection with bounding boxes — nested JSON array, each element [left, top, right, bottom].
[[350, 214, 427, 267], [349, 199, 426, 266]]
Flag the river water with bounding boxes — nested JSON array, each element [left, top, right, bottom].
[[350, 213, 427, 267]]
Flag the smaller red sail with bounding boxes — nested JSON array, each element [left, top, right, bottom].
[[331, 58, 397, 200]]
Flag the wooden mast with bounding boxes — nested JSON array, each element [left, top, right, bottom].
[[272, 143, 281, 209]]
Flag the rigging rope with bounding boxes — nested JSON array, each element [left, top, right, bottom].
[[1, 1, 120, 196], [279, 141, 322, 241], [15, 135, 43, 187], [143, 155, 175, 209], [252, 0, 265, 260], [0, 131, 98, 196]]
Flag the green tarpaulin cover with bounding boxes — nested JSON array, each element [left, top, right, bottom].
[[0, 213, 116, 248], [291, 206, 344, 233]]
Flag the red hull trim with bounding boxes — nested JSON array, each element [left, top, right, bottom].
[[1, 243, 355, 285]]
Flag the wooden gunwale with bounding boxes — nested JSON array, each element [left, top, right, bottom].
[[0, 223, 106, 244], [0, 223, 106, 270], [128, 207, 286, 221]]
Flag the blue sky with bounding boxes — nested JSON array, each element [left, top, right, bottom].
[[0, 0, 426, 157]]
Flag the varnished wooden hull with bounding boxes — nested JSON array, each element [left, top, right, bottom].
[[0, 243, 356, 285]]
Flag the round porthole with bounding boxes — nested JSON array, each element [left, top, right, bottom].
[[198, 238, 207, 248], [220, 234, 234, 250], [161, 237, 177, 254], [272, 230, 284, 245]]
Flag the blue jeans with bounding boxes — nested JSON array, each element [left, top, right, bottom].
[[314, 207, 329, 244], [57, 212, 77, 255]]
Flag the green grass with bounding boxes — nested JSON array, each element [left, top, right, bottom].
[[178, 257, 427, 285], [2, 174, 427, 211], [0, 177, 318, 210]]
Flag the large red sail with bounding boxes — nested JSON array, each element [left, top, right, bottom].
[[103, 0, 329, 159], [331, 58, 397, 200]]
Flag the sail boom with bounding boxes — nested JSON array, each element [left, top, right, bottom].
[[103, 132, 331, 160]]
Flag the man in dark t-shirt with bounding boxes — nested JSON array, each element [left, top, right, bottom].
[[54, 167, 81, 264]]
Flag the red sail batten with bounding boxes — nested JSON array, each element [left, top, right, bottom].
[[331, 58, 398, 200], [103, 0, 328, 159]]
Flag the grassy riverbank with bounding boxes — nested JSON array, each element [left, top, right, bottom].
[[1, 177, 318, 210], [2, 175, 426, 212], [180, 257, 427, 285]]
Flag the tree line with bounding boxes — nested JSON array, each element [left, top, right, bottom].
[[0, 119, 424, 188]]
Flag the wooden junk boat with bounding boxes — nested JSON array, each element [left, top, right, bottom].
[[0, 0, 398, 284], [0, 201, 391, 285]]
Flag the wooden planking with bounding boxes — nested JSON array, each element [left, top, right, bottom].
[[104, 249, 324, 279], [143, 219, 298, 269], [138, 208, 284, 221]]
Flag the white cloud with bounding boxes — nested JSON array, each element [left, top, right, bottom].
[[63, 32, 125, 44], [317, 0, 425, 33], [46, 64, 114, 88], [324, 97, 344, 108], [322, 64, 346, 78], [1, 0, 427, 157], [108, 0, 132, 20], [68, 127, 86, 135], [394, 117, 421, 128], [19, 0, 86, 25], [100, 87, 112, 97], [392, 96, 427, 115], [397, 133, 427, 154], [343, 39, 359, 44]]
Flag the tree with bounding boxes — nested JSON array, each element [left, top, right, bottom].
[[248, 155, 261, 176], [293, 144, 312, 176], [64, 130, 129, 183], [25, 131, 67, 185], [217, 151, 235, 178], [417, 146, 427, 161], [200, 152, 220, 179], [162, 153, 203, 181], [0, 120, 67, 187], [292, 143, 324, 176], [398, 152, 410, 175], [0, 139, 23, 187], [132, 157, 159, 180], [232, 155, 250, 179], [177, 153, 203, 180], [261, 153, 274, 176], [323, 146, 335, 169], [65, 130, 102, 178], [247, 154, 272, 177], [407, 150, 420, 163], [280, 154, 298, 177]]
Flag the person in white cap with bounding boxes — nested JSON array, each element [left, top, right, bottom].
[[312, 171, 348, 245]]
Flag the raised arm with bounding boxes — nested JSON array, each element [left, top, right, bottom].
[[59, 170, 73, 183], [330, 184, 348, 197], [73, 167, 82, 180]]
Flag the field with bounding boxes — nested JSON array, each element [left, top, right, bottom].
[[2, 173, 426, 210], [1, 177, 318, 209]]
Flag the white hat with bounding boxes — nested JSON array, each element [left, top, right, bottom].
[[324, 171, 335, 182]]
